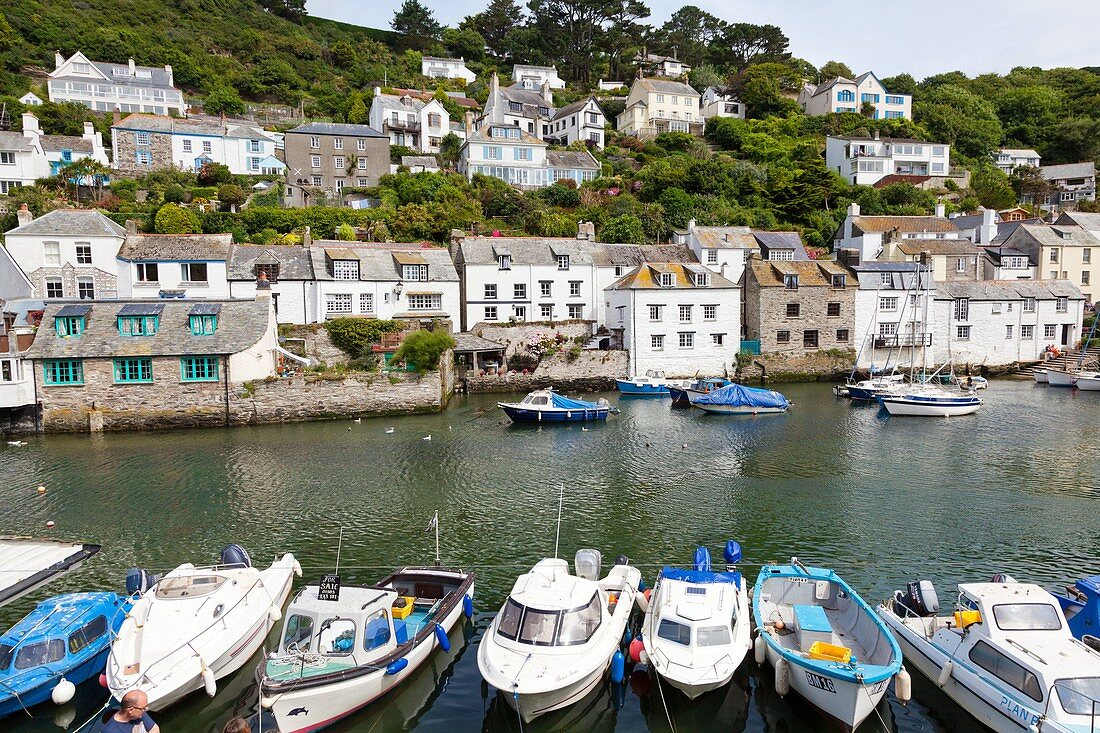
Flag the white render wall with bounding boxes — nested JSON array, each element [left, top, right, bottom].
[[930, 297, 1084, 366], [6, 232, 123, 277], [314, 280, 461, 325], [117, 260, 231, 299], [853, 287, 931, 368], [606, 286, 741, 377], [167, 133, 280, 174], [462, 261, 598, 330], [227, 296, 278, 381], [228, 280, 313, 325]]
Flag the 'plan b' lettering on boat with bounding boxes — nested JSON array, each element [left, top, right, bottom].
[[806, 671, 837, 693], [1000, 695, 1039, 726]]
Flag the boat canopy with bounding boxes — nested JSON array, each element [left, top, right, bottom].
[[548, 392, 602, 410], [693, 384, 789, 409], [661, 567, 742, 587]]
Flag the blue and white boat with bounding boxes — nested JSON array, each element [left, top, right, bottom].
[[616, 370, 689, 396], [667, 378, 731, 406], [840, 374, 906, 401], [752, 560, 903, 730], [877, 386, 982, 416], [689, 383, 789, 415], [0, 592, 132, 719], [498, 389, 614, 423], [1053, 575, 1100, 647]]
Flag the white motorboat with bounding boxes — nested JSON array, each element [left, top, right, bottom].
[[1033, 369, 1049, 384], [616, 370, 690, 395], [1046, 369, 1079, 387], [878, 386, 982, 417], [1074, 372, 1100, 391], [753, 560, 903, 730], [258, 566, 474, 733], [107, 545, 300, 710], [878, 578, 1100, 733], [640, 542, 751, 699], [478, 550, 640, 723]]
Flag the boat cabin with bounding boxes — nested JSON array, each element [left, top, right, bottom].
[[653, 569, 740, 652], [518, 390, 555, 407]]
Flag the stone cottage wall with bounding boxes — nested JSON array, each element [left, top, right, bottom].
[[465, 349, 627, 393], [473, 320, 593, 360]]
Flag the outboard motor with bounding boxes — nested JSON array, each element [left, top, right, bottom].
[[893, 580, 940, 617], [693, 547, 711, 573], [613, 554, 630, 567], [220, 544, 252, 569], [723, 540, 742, 568], [992, 573, 1017, 584], [575, 549, 602, 581], [125, 568, 159, 596]]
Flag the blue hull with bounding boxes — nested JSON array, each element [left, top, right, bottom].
[[0, 644, 111, 718], [616, 380, 669, 395], [500, 406, 609, 422], [845, 386, 878, 401], [667, 386, 691, 404]]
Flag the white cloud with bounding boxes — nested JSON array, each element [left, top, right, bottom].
[[306, 0, 1100, 79]]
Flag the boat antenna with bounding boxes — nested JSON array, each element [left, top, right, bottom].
[[334, 527, 343, 576], [433, 511, 440, 566], [553, 484, 564, 561]]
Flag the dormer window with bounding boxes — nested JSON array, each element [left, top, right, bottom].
[[498, 255, 511, 270], [783, 274, 799, 289], [402, 264, 428, 281], [832, 274, 847, 288], [255, 263, 279, 283], [694, 272, 710, 287], [188, 304, 220, 336], [557, 255, 570, 270], [117, 304, 164, 337], [768, 249, 794, 261], [880, 273, 892, 286], [54, 304, 91, 338], [659, 272, 674, 287], [333, 260, 359, 280]]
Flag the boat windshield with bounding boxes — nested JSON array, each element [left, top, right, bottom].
[[992, 603, 1062, 631], [496, 598, 524, 640], [518, 607, 559, 646], [521, 395, 549, 406], [657, 619, 690, 646], [0, 643, 13, 670], [282, 614, 315, 652], [155, 574, 227, 599], [697, 625, 732, 646], [1054, 678, 1100, 716], [556, 593, 602, 646], [498, 593, 603, 647], [14, 639, 65, 669]]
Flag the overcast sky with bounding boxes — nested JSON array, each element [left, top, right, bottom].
[[307, 0, 1099, 79]]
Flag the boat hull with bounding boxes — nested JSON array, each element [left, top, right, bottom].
[[499, 405, 609, 422], [1032, 370, 1048, 384], [0, 643, 112, 718], [692, 404, 787, 415], [760, 643, 889, 729], [1046, 370, 1077, 387], [1075, 375, 1100, 391], [616, 380, 671, 395], [263, 583, 472, 733], [500, 660, 609, 723], [666, 385, 692, 405], [879, 396, 981, 416]]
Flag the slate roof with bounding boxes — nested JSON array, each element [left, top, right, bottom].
[[457, 238, 695, 267], [52, 57, 177, 91], [0, 132, 35, 152], [808, 76, 854, 97], [597, 244, 696, 266], [872, 174, 932, 189], [895, 238, 981, 256], [689, 226, 758, 250], [466, 126, 546, 146], [933, 280, 1084, 301], [374, 92, 428, 114], [423, 56, 466, 64], [4, 209, 126, 238], [401, 155, 439, 169], [226, 244, 315, 281], [452, 332, 505, 353], [992, 219, 1042, 244], [1000, 148, 1040, 158], [391, 88, 480, 109], [514, 64, 558, 72], [310, 245, 458, 282], [546, 150, 600, 170], [635, 78, 699, 97], [851, 262, 932, 291], [40, 135, 93, 153], [983, 247, 1034, 265], [286, 122, 386, 138], [1054, 211, 1100, 231], [552, 97, 601, 121], [112, 114, 221, 135], [118, 234, 234, 261], [1041, 162, 1095, 181], [851, 216, 957, 234], [1004, 223, 1100, 249], [608, 262, 737, 290], [500, 84, 551, 107], [749, 259, 852, 288], [754, 231, 809, 259], [25, 299, 270, 359]]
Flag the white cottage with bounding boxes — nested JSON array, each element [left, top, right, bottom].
[[700, 87, 744, 120], [421, 57, 476, 84], [605, 262, 740, 378], [512, 65, 565, 90], [546, 97, 606, 149], [369, 89, 450, 154], [48, 51, 185, 116], [116, 233, 234, 300], [850, 262, 935, 369]]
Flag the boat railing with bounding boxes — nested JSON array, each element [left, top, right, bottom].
[[1036, 679, 1100, 733]]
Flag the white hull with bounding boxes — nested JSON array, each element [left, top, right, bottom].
[[266, 593, 469, 733], [693, 404, 787, 415], [880, 611, 1041, 733], [1074, 375, 1100, 390], [500, 660, 608, 723], [762, 644, 888, 728], [1032, 370, 1048, 384], [661, 673, 729, 700], [881, 399, 982, 416], [1046, 370, 1077, 387]]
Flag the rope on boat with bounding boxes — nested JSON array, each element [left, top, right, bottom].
[[66, 698, 110, 733], [653, 669, 677, 733], [860, 673, 892, 733]]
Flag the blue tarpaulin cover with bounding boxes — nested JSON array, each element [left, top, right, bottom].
[[693, 383, 789, 408], [661, 567, 742, 587], [549, 392, 603, 410]]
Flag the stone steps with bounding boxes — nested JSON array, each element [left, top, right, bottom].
[[1018, 346, 1100, 374]]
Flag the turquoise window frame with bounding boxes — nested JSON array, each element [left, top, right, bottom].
[[55, 316, 84, 338], [837, 90, 855, 103], [189, 314, 217, 335], [180, 356, 219, 382], [43, 359, 84, 385], [118, 315, 159, 336], [113, 358, 152, 384]]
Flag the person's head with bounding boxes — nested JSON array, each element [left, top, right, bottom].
[[223, 717, 251, 733], [119, 690, 150, 721]]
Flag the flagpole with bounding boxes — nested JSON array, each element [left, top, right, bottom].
[[335, 527, 343, 576], [434, 511, 440, 567]]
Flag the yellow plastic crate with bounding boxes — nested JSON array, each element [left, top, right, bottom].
[[807, 641, 853, 664], [954, 609, 982, 628], [392, 596, 415, 620]]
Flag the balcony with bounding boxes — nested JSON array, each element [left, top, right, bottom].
[[650, 118, 703, 136], [874, 333, 932, 348], [386, 119, 422, 132]]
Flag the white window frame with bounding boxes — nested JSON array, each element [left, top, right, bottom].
[[651, 334, 664, 350], [678, 332, 694, 349]]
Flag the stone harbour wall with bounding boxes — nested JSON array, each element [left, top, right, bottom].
[[466, 349, 627, 394], [737, 349, 856, 383], [279, 324, 348, 365], [473, 321, 593, 359]]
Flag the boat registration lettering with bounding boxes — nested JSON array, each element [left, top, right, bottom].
[[999, 695, 1039, 726], [869, 680, 888, 695], [806, 671, 837, 693]]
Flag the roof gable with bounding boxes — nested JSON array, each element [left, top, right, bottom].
[[5, 209, 126, 238]]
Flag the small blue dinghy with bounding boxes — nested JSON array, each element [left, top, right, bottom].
[[0, 592, 132, 719]]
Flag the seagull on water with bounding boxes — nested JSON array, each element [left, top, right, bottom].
[[385, 427, 395, 434], [422, 435, 432, 441]]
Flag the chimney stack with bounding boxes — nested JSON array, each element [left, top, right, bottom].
[[935, 202, 946, 218], [128, 58, 136, 77], [16, 204, 33, 229], [54, 50, 65, 69], [847, 202, 860, 217], [21, 113, 41, 139], [464, 110, 474, 137], [302, 226, 312, 248], [113, 109, 122, 125], [164, 64, 173, 87], [125, 219, 139, 235], [576, 221, 595, 241], [541, 79, 553, 105], [256, 270, 272, 290]]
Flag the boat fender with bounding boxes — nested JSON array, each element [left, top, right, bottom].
[[610, 651, 625, 684], [639, 649, 648, 665], [937, 660, 953, 688], [202, 664, 217, 697], [754, 634, 767, 665], [269, 605, 282, 623], [293, 559, 303, 577], [386, 658, 408, 675], [98, 673, 108, 688], [775, 658, 790, 696], [434, 623, 451, 652], [51, 678, 76, 705], [629, 636, 645, 664], [636, 591, 649, 614], [895, 667, 912, 705], [463, 594, 474, 619], [260, 695, 276, 709], [638, 578, 646, 592], [612, 677, 626, 709]]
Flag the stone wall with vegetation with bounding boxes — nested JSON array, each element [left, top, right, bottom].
[[737, 349, 856, 383], [278, 324, 349, 365], [473, 321, 593, 360], [466, 350, 627, 394]]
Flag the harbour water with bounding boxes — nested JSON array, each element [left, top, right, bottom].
[[1, 380, 1098, 733]]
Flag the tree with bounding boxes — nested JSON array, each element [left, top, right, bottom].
[[198, 162, 233, 186], [528, 0, 623, 83], [259, 0, 306, 21], [164, 184, 187, 203], [346, 91, 368, 124], [1010, 165, 1055, 204], [657, 187, 693, 228], [600, 214, 645, 243], [818, 60, 853, 81], [392, 329, 456, 373], [335, 223, 357, 240], [154, 203, 202, 234], [718, 23, 790, 72], [659, 6, 726, 70], [914, 85, 1003, 160], [881, 73, 918, 96], [469, 0, 523, 57], [970, 166, 1017, 210], [203, 85, 246, 116], [391, 0, 443, 43], [443, 27, 486, 61], [730, 62, 802, 118], [329, 40, 357, 68], [439, 133, 463, 168], [218, 184, 247, 211], [860, 100, 876, 118], [996, 86, 1064, 148]]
